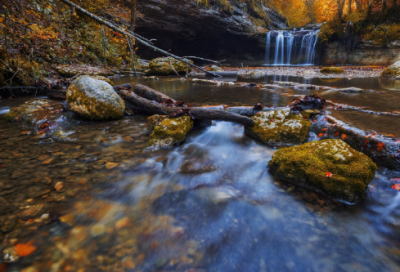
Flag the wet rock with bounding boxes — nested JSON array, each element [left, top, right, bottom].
[[380, 61, 400, 78], [143, 76, 159, 81], [0, 197, 13, 215], [268, 139, 377, 203], [18, 204, 45, 220], [3, 247, 19, 263], [289, 95, 326, 112], [339, 87, 364, 93], [245, 108, 311, 147], [237, 70, 266, 79], [209, 65, 223, 72], [5, 99, 52, 123], [146, 115, 193, 151], [302, 70, 317, 78], [320, 67, 345, 74], [66, 75, 125, 120], [148, 57, 193, 75], [1, 217, 18, 233]]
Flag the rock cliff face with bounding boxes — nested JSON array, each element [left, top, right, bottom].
[[321, 40, 400, 66], [132, 0, 287, 65]]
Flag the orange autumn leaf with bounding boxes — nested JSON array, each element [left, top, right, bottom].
[[334, 131, 340, 137], [321, 128, 329, 132], [14, 242, 36, 257], [377, 142, 385, 152], [341, 134, 348, 140], [391, 184, 400, 191], [318, 133, 324, 138], [325, 172, 333, 178]]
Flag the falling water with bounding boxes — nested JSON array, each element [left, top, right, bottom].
[[265, 28, 320, 66]]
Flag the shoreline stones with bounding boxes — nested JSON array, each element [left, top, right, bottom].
[[145, 115, 193, 151], [66, 76, 125, 121], [268, 139, 377, 203], [237, 70, 266, 79], [320, 67, 345, 74], [245, 108, 311, 147], [148, 57, 193, 75]]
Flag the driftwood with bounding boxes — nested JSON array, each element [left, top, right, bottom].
[[119, 89, 254, 127], [59, 0, 222, 78], [134, 84, 176, 103]]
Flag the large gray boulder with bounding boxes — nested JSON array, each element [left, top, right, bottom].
[[66, 76, 125, 120]]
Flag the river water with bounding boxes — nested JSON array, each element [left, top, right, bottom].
[[0, 76, 400, 271]]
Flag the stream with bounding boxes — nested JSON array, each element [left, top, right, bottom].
[[1, 75, 400, 271]]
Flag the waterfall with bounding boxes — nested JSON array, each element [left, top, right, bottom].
[[264, 28, 320, 66]]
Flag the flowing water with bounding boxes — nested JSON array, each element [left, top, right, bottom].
[[265, 28, 320, 66], [1, 76, 400, 271]]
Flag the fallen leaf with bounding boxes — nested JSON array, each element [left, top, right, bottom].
[[334, 131, 340, 137], [341, 134, 348, 140], [115, 217, 130, 230], [318, 133, 324, 138], [20, 131, 31, 135], [0, 164, 6, 168], [321, 128, 329, 132], [325, 172, 333, 178], [392, 184, 400, 191], [41, 158, 54, 165], [14, 242, 36, 257], [377, 142, 385, 152], [105, 162, 118, 169]]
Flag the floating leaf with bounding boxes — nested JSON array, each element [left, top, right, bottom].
[[377, 142, 385, 152], [325, 172, 333, 178], [14, 242, 36, 257], [392, 184, 400, 191]]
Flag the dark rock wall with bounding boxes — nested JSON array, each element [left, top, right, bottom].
[[132, 0, 287, 65]]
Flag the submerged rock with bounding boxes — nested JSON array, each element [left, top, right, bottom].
[[143, 76, 159, 81], [268, 139, 377, 203], [237, 70, 266, 79], [245, 108, 311, 147], [320, 67, 345, 74], [66, 76, 125, 120], [380, 61, 400, 78], [146, 115, 193, 151], [148, 57, 193, 75]]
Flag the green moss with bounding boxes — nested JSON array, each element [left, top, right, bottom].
[[380, 67, 400, 78], [147, 116, 193, 150], [268, 139, 377, 203], [148, 58, 193, 75], [66, 84, 124, 121], [320, 67, 345, 74], [245, 109, 311, 146]]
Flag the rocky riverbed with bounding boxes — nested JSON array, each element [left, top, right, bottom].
[[1, 75, 400, 271]]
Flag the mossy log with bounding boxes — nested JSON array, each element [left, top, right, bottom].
[[119, 89, 255, 127]]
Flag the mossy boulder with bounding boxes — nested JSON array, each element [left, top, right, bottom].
[[66, 76, 125, 121], [146, 115, 193, 151], [5, 99, 52, 123], [320, 67, 345, 74], [268, 139, 377, 203], [380, 61, 400, 78], [245, 108, 311, 147], [148, 57, 193, 75]]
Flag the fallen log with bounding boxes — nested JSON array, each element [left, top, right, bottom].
[[119, 89, 254, 127], [134, 84, 176, 103]]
